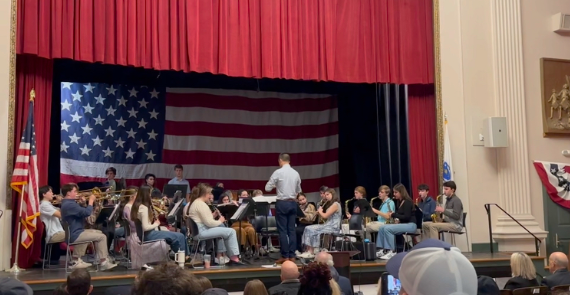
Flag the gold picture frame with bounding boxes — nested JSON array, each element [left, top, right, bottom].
[[540, 58, 570, 137]]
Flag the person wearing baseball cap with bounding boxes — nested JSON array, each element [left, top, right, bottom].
[[385, 239, 478, 295], [0, 278, 33, 295]]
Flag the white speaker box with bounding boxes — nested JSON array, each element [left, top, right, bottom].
[[483, 117, 508, 148]]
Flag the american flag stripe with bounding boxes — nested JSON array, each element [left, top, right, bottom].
[[60, 84, 338, 196], [160, 149, 339, 166], [11, 101, 40, 249]]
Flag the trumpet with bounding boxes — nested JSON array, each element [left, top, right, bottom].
[[431, 195, 444, 223]]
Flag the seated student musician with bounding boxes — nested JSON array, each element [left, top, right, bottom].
[[421, 181, 463, 240], [298, 188, 342, 259], [343, 186, 367, 237], [376, 183, 417, 260], [39, 185, 66, 265], [144, 173, 163, 199], [130, 185, 189, 258], [230, 189, 257, 252], [187, 183, 245, 265], [60, 183, 117, 270], [295, 192, 316, 254], [364, 185, 395, 239], [416, 184, 436, 223]]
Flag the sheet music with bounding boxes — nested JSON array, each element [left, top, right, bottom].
[[231, 203, 249, 220], [168, 199, 184, 217], [253, 196, 277, 203], [108, 204, 120, 221]]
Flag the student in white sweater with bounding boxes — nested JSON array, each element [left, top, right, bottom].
[[130, 185, 189, 257], [186, 183, 244, 266]]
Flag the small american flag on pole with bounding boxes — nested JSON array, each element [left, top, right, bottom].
[[10, 91, 40, 249]]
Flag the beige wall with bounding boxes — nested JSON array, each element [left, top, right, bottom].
[[439, 0, 570, 249], [0, 0, 12, 270]]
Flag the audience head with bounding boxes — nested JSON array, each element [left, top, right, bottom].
[[386, 239, 477, 295], [280, 261, 300, 281], [243, 279, 268, 295], [194, 276, 213, 294], [510, 252, 536, 280], [66, 269, 92, 295], [134, 262, 201, 295], [354, 186, 366, 199], [278, 153, 291, 166], [0, 277, 33, 295], [298, 262, 333, 295], [476, 276, 499, 295], [52, 284, 68, 295], [443, 181, 457, 196], [315, 252, 334, 267], [549, 252, 569, 273], [201, 289, 229, 295]]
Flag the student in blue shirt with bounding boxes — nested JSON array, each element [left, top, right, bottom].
[[365, 185, 395, 239], [417, 184, 436, 222]]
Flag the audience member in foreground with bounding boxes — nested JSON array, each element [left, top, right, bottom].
[[66, 269, 92, 295], [134, 262, 201, 295], [503, 252, 539, 290], [314, 252, 353, 295], [542, 252, 570, 289], [0, 277, 33, 295], [244, 279, 268, 295], [268, 260, 301, 295], [386, 239, 477, 295], [201, 289, 229, 295], [195, 276, 213, 294], [297, 262, 341, 295], [476, 276, 499, 295]]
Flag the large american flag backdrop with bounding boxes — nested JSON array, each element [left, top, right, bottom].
[[60, 83, 338, 197]]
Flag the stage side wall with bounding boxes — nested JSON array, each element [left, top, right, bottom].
[[0, 0, 12, 270], [439, 0, 570, 251]]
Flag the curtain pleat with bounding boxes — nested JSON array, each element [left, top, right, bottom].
[[17, 0, 433, 84]]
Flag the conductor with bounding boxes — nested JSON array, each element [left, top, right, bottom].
[[265, 153, 302, 264]]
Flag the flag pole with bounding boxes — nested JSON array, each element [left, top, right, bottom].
[[6, 184, 26, 273]]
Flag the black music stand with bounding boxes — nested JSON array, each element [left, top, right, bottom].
[[217, 204, 239, 221], [163, 184, 188, 199]]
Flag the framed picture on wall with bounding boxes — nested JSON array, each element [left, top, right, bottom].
[[540, 58, 570, 136]]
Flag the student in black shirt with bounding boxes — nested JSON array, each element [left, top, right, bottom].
[[376, 183, 417, 260]]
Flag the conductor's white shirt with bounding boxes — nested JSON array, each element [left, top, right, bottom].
[[265, 164, 302, 200]]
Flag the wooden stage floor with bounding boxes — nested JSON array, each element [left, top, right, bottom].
[[0, 252, 545, 293]]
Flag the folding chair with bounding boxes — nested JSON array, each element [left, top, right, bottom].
[[62, 221, 97, 273], [187, 218, 225, 268], [438, 212, 468, 247], [42, 222, 64, 270]]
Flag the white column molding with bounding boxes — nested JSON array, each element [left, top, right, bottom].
[[490, 0, 547, 252]]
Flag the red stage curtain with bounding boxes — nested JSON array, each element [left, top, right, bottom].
[[11, 54, 53, 268], [17, 0, 433, 84], [408, 84, 439, 200]]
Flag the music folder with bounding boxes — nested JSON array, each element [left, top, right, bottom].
[[107, 204, 120, 222], [217, 203, 239, 220], [163, 184, 188, 199], [231, 202, 250, 221], [96, 206, 116, 224]]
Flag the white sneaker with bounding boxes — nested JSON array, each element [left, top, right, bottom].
[[99, 260, 118, 271], [297, 252, 315, 259], [269, 247, 279, 253], [380, 251, 396, 260], [295, 250, 301, 256], [376, 250, 386, 257], [214, 256, 229, 264], [70, 258, 92, 269]]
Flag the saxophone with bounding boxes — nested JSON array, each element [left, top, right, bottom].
[[385, 200, 395, 224], [369, 197, 379, 221], [431, 195, 444, 223]]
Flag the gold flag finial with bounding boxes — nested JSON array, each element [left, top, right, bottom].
[[30, 89, 36, 102]]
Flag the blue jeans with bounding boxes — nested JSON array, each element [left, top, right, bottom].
[[115, 227, 125, 238], [376, 223, 417, 251], [275, 200, 297, 258], [145, 230, 189, 255], [196, 224, 240, 257]]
